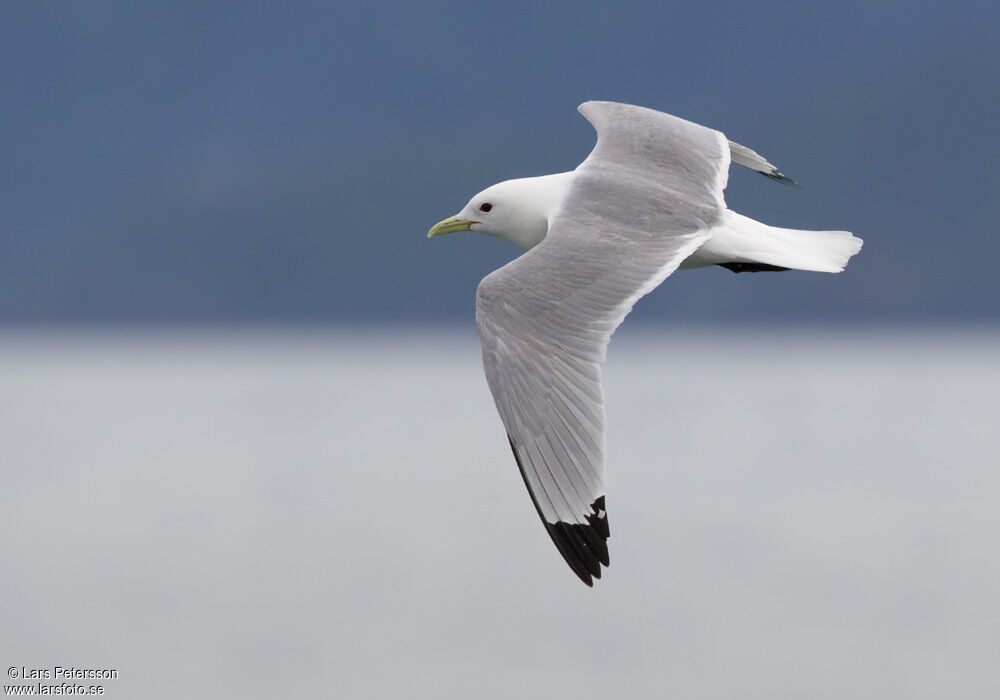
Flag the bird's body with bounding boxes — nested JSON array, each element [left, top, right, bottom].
[[463, 169, 860, 274], [428, 101, 862, 586]]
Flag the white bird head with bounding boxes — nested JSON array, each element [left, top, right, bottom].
[[427, 173, 574, 251]]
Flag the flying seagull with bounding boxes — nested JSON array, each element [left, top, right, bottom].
[[427, 101, 862, 586]]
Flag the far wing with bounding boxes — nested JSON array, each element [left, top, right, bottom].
[[475, 101, 730, 585]]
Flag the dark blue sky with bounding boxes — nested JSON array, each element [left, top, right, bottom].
[[2, 1, 998, 324]]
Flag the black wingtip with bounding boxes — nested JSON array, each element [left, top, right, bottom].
[[763, 170, 800, 188], [543, 496, 611, 586], [507, 435, 611, 586]]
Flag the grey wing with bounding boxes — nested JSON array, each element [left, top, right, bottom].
[[475, 101, 730, 585], [729, 139, 796, 185]]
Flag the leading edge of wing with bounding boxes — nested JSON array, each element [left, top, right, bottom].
[[508, 435, 609, 586]]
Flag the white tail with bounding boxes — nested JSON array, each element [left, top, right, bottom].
[[684, 210, 863, 273]]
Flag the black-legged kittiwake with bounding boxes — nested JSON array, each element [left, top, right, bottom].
[[428, 101, 862, 586]]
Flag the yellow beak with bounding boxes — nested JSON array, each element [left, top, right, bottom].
[[427, 215, 473, 238]]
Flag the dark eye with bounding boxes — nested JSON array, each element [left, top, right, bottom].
[[479, 202, 492, 213]]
